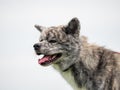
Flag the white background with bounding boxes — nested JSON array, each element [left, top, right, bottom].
[[0, 0, 120, 90]]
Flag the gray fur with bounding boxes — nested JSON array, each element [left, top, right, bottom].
[[34, 18, 120, 90]]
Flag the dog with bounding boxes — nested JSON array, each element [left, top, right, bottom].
[[33, 18, 120, 90]]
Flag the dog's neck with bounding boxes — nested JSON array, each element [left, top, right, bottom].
[[79, 38, 114, 72], [79, 36, 106, 71]]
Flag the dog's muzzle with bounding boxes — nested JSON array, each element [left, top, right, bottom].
[[33, 44, 40, 50]]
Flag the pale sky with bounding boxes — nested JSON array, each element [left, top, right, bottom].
[[0, 0, 120, 90]]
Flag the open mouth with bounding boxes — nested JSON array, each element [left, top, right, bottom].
[[38, 53, 62, 66]]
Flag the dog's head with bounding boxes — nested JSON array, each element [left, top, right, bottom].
[[34, 18, 81, 71]]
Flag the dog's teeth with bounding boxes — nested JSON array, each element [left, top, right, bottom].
[[52, 55, 56, 59], [39, 54, 45, 59]]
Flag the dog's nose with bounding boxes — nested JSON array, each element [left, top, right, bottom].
[[33, 44, 40, 50]]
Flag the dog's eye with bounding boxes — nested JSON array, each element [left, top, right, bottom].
[[49, 40, 57, 43]]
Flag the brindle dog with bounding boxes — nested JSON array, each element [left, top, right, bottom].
[[34, 18, 120, 90]]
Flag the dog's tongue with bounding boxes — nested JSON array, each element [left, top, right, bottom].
[[38, 55, 53, 64]]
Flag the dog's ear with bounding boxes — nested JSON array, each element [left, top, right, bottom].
[[34, 25, 45, 32], [65, 17, 80, 37]]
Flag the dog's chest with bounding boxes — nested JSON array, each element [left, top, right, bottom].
[[53, 65, 85, 90]]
